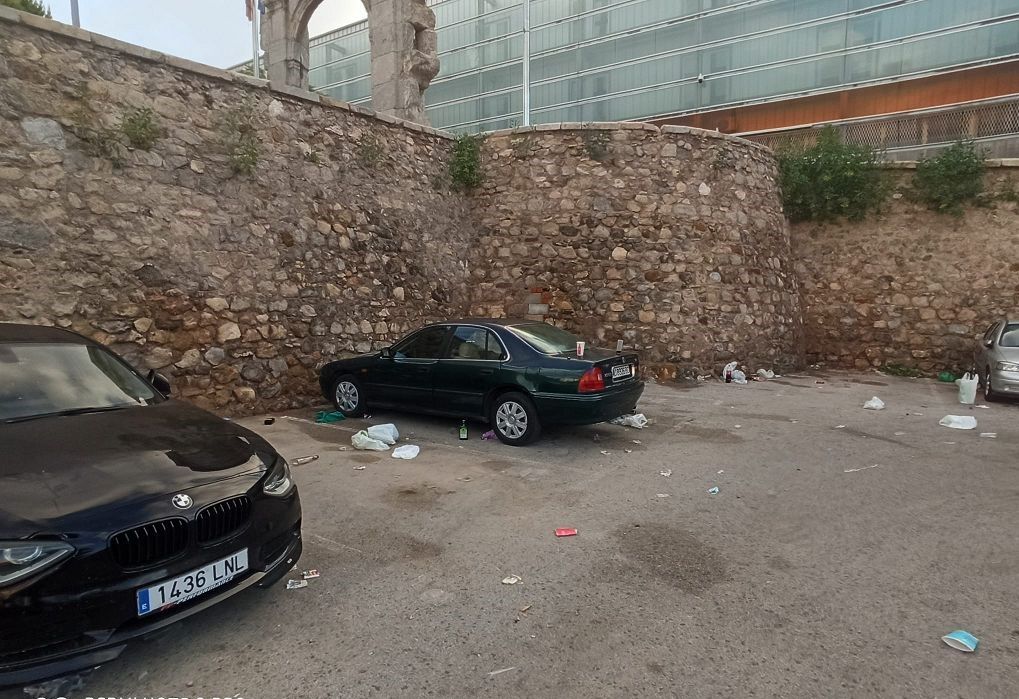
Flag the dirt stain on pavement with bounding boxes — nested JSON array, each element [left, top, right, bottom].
[[837, 426, 911, 447], [674, 425, 743, 442], [731, 412, 794, 422], [382, 483, 450, 510], [351, 453, 382, 464], [612, 523, 727, 593]]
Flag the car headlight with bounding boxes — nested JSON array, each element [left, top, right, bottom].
[[0, 541, 74, 587], [262, 456, 294, 497], [996, 362, 1019, 373]]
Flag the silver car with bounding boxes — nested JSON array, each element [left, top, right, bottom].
[[976, 320, 1019, 401]]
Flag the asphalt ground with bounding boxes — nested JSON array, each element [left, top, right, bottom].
[[9, 372, 1019, 699]]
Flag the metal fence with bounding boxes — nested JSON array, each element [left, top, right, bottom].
[[740, 95, 1019, 160]]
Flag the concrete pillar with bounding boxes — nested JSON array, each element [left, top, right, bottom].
[[261, 0, 439, 125]]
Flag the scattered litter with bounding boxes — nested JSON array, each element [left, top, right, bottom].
[[367, 423, 399, 445], [731, 370, 748, 385], [863, 397, 886, 411], [610, 413, 649, 429], [757, 369, 776, 380], [391, 444, 420, 459], [707, 486, 720, 495], [286, 579, 308, 590], [353, 465, 366, 470], [815, 380, 825, 385], [939, 415, 977, 430], [315, 410, 345, 424], [352, 430, 390, 451], [487, 667, 517, 677], [790, 419, 799, 423], [894, 431, 906, 436], [24, 673, 90, 699], [519, 605, 532, 613], [844, 464, 881, 473], [659, 469, 673, 477], [980, 433, 997, 439], [624, 449, 633, 454], [600, 450, 611, 456], [944, 441, 957, 445], [722, 361, 738, 381], [482, 430, 496, 441], [632, 440, 642, 445], [938, 371, 957, 383], [592, 433, 602, 442], [717, 469, 724, 474], [459, 420, 469, 440], [834, 425, 846, 429], [958, 372, 979, 405], [734, 424, 742, 429], [554, 528, 578, 537], [501, 575, 522, 585], [456, 476, 473, 482], [291, 454, 319, 466], [942, 630, 979, 652], [656, 493, 670, 498], [302, 569, 320, 580], [264, 417, 275, 425], [974, 405, 990, 409]]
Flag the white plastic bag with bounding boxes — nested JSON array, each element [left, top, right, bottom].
[[731, 370, 747, 385], [939, 415, 977, 430], [958, 373, 978, 405], [721, 361, 738, 381], [392, 444, 420, 459], [352, 430, 390, 451], [757, 369, 775, 380], [863, 397, 885, 410], [610, 413, 648, 429], [366, 423, 399, 445]]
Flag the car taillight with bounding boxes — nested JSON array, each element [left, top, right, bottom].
[[578, 367, 605, 393]]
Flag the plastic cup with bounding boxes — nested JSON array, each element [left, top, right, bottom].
[[942, 630, 979, 652]]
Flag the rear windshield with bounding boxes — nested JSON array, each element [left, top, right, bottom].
[[0, 342, 158, 422], [507, 324, 580, 354], [1001, 323, 1019, 348]]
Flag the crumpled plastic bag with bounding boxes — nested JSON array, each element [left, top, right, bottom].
[[392, 444, 420, 459], [757, 369, 775, 380], [610, 413, 649, 429], [863, 397, 885, 410], [939, 415, 977, 430], [721, 361, 738, 381], [352, 430, 390, 451], [731, 370, 747, 385], [366, 423, 399, 445]]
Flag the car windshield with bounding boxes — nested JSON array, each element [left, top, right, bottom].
[[1001, 323, 1019, 348], [508, 323, 580, 354], [0, 342, 158, 422]]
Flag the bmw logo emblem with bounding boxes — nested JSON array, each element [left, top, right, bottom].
[[172, 493, 193, 510]]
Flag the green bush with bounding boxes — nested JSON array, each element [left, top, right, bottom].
[[777, 126, 887, 223], [913, 141, 986, 215], [2, 0, 51, 17], [119, 107, 161, 150], [220, 102, 260, 176], [449, 133, 483, 190]]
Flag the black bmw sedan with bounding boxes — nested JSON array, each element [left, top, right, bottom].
[[0, 324, 302, 686], [318, 320, 644, 445]]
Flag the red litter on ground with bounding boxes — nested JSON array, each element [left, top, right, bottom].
[[555, 528, 578, 537]]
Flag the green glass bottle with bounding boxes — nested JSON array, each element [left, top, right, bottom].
[[459, 420, 468, 440]]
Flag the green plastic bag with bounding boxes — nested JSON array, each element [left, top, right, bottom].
[[315, 410, 345, 424], [938, 371, 956, 383]]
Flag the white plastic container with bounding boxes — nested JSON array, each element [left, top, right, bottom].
[[958, 372, 978, 405]]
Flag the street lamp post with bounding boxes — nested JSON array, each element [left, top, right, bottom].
[[70, 0, 80, 27], [522, 0, 530, 126]]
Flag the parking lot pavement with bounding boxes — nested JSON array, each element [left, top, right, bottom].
[[10, 372, 1018, 698]]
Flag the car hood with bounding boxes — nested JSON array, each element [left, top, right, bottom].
[[0, 400, 274, 533]]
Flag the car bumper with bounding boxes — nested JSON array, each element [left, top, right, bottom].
[[0, 502, 302, 688], [532, 381, 645, 425], [991, 369, 1019, 395]]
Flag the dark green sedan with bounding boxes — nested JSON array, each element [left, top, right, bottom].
[[318, 320, 644, 445]]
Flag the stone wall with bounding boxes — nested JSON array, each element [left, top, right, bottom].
[[792, 167, 1019, 372], [470, 124, 804, 376], [0, 11, 474, 414]]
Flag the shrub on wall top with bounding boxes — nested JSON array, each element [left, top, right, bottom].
[[913, 141, 986, 215], [777, 126, 887, 223]]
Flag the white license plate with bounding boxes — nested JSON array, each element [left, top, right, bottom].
[[611, 364, 633, 379], [136, 549, 248, 617]]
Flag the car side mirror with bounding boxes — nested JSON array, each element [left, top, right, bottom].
[[984, 339, 995, 349], [380, 347, 394, 359], [147, 370, 171, 396]]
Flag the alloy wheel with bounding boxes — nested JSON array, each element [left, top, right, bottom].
[[335, 380, 359, 412], [496, 400, 528, 440]]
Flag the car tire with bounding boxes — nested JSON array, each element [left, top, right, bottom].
[[984, 366, 999, 402], [331, 375, 366, 416], [490, 391, 541, 446]]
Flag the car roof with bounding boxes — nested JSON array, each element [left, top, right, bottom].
[[0, 323, 92, 344], [433, 319, 539, 330]]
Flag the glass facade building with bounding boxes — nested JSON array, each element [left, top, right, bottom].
[[307, 0, 1019, 133]]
